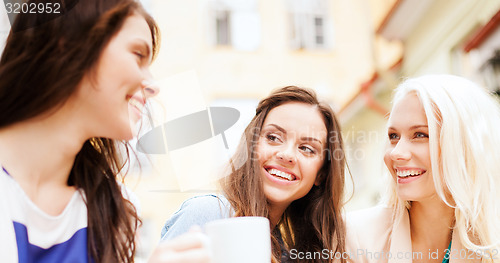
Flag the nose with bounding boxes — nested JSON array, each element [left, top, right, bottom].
[[141, 70, 159, 99], [276, 144, 296, 165], [390, 139, 411, 161], [141, 80, 159, 99]]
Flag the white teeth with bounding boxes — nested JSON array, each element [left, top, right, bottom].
[[396, 169, 423, 178], [128, 98, 143, 112], [268, 169, 293, 181]]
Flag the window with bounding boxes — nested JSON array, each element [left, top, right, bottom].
[[314, 17, 325, 45], [454, 16, 500, 95], [479, 49, 500, 95], [208, 0, 261, 51], [287, 0, 332, 50], [215, 9, 231, 45]]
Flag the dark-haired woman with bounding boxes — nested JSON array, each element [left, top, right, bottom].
[[0, 0, 161, 262], [161, 86, 348, 263]]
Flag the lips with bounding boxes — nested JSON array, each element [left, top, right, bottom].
[[396, 169, 425, 178], [268, 168, 296, 181], [128, 96, 144, 109], [394, 167, 426, 184], [264, 165, 297, 182], [127, 95, 145, 118]]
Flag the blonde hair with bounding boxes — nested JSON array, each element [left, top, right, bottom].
[[383, 74, 500, 262]]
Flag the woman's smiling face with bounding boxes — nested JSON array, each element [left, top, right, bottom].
[[257, 102, 327, 209], [75, 13, 158, 140], [384, 93, 436, 201]]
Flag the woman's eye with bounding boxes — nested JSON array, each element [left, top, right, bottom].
[[388, 133, 399, 140], [299, 146, 315, 154], [415, 132, 429, 139], [266, 134, 281, 143], [135, 52, 145, 59]]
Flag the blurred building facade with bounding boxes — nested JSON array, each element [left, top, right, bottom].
[[127, 0, 402, 260]]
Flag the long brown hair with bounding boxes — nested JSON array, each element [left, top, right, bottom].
[[222, 86, 347, 263], [0, 0, 159, 262]]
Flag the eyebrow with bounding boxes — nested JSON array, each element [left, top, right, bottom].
[[266, 124, 325, 144], [267, 124, 286, 134], [388, 125, 428, 130], [301, 136, 325, 145]]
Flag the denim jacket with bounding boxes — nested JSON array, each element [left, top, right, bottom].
[[160, 194, 233, 241], [160, 194, 294, 262]]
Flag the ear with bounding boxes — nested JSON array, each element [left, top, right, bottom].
[[314, 173, 322, 186]]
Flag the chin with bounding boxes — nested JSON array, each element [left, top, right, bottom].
[[263, 186, 289, 205], [107, 133, 134, 142], [397, 193, 424, 202], [121, 133, 135, 141], [107, 125, 136, 141]]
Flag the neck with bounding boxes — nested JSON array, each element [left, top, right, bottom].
[[0, 104, 91, 194], [409, 195, 454, 249], [268, 202, 289, 227]]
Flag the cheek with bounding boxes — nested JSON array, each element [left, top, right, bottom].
[[383, 148, 392, 166], [255, 139, 271, 165], [383, 153, 390, 167], [103, 57, 141, 89], [383, 149, 397, 179], [313, 157, 324, 172], [418, 148, 431, 166], [301, 156, 323, 177]]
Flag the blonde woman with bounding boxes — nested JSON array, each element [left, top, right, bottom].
[[346, 75, 500, 263]]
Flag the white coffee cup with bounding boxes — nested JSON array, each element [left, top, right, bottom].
[[204, 216, 271, 263]]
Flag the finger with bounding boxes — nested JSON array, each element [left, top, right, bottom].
[[160, 232, 210, 251], [188, 225, 202, 232], [158, 248, 212, 263]]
